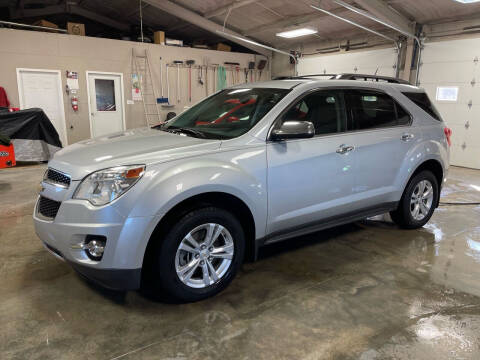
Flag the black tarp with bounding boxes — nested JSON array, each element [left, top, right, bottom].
[[0, 108, 62, 147], [0, 108, 62, 161]]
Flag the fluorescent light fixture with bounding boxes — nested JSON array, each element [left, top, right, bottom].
[[276, 27, 318, 38], [454, 0, 480, 3]]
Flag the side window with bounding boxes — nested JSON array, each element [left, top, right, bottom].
[[346, 90, 411, 130], [280, 90, 347, 136], [402, 91, 443, 121]]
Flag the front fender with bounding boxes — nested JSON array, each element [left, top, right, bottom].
[[128, 148, 267, 239]]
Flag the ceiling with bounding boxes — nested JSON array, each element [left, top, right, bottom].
[[1, 0, 480, 53]]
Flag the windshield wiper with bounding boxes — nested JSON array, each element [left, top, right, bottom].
[[166, 127, 207, 138]]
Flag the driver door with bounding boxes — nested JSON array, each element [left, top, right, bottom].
[[266, 89, 357, 236]]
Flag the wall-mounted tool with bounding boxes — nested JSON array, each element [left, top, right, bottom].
[[161, 63, 174, 109], [157, 57, 169, 104], [173, 60, 183, 103], [186, 59, 195, 102], [257, 59, 267, 81], [248, 61, 255, 82]]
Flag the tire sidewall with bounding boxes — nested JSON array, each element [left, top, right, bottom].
[[401, 171, 439, 228], [157, 207, 245, 302]]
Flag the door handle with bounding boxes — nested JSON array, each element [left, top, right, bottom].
[[336, 144, 355, 154], [401, 133, 414, 141]]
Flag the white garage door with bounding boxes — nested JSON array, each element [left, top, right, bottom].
[[419, 38, 480, 169], [298, 47, 397, 77]]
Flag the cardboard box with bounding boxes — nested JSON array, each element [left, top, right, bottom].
[[215, 43, 231, 52], [154, 31, 165, 44], [67, 22, 85, 36], [33, 19, 58, 30]]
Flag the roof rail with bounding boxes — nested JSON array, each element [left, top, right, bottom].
[[334, 73, 410, 84], [274, 73, 410, 84]]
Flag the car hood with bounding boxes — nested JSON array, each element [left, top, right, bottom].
[[49, 127, 221, 180]]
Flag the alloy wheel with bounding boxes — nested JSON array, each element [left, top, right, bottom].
[[410, 179, 434, 221], [175, 223, 234, 289]]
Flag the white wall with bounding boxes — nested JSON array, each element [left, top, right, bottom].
[[419, 37, 480, 169]]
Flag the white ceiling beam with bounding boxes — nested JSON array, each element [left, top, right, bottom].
[[142, 0, 271, 56], [204, 0, 259, 19], [353, 0, 413, 34]]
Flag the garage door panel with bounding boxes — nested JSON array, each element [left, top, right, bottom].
[[421, 39, 480, 63], [299, 48, 396, 77], [420, 62, 475, 84], [419, 38, 480, 169]]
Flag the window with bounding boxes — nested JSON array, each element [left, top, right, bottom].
[[402, 91, 443, 121], [95, 79, 116, 111], [163, 88, 289, 139], [280, 90, 347, 136], [346, 90, 411, 130]]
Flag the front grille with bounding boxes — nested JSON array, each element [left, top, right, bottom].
[[45, 168, 71, 188], [38, 196, 61, 219]]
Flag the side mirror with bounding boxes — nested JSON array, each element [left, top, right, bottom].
[[271, 121, 315, 141]]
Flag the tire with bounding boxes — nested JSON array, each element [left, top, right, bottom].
[[390, 170, 439, 229], [148, 207, 245, 302]]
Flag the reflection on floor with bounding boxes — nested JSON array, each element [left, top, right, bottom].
[[1, 164, 480, 359]]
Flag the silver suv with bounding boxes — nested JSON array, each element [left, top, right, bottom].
[[34, 75, 450, 301]]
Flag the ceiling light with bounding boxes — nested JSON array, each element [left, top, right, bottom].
[[276, 27, 318, 38], [453, 0, 480, 3]]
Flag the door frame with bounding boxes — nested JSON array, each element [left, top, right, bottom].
[[16, 68, 68, 145], [86, 71, 126, 138]]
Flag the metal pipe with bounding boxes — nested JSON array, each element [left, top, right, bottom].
[[310, 5, 396, 43], [332, 0, 422, 85], [0, 20, 67, 33], [310, 5, 400, 77], [215, 30, 298, 76]]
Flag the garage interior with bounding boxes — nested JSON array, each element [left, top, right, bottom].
[[1, 0, 480, 359]]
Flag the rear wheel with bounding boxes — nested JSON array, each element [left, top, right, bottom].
[[390, 170, 439, 229], [148, 207, 245, 302]]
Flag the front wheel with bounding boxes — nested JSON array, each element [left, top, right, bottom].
[[149, 207, 245, 302], [390, 170, 439, 229]]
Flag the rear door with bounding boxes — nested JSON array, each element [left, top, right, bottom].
[[266, 89, 357, 235], [344, 89, 422, 209]]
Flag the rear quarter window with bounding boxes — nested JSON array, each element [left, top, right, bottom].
[[402, 92, 443, 121]]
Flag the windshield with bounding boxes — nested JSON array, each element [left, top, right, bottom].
[[162, 88, 290, 139]]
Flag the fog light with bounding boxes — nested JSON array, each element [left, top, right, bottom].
[[83, 235, 106, 261]]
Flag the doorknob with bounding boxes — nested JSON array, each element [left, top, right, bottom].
[[401, 133, 414, 141], [336, 144, 355, 154]]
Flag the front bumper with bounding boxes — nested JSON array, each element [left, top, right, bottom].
[[33, 180, 161, 291]]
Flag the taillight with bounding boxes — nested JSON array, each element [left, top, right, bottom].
[[444, 127, 452, 147]]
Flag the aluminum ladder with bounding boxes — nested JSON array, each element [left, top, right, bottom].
[[131, 48, 162, 126]]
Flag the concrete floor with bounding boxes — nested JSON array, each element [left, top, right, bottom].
[[1, 165, 480, 360]]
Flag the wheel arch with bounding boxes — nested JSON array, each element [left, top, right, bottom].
[[408, 159, 444, 207], [141, 191, 257, 279]]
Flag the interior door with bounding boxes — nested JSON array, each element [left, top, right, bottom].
[[17, 69, 67, 146], [266, 89, 356, 235], [344, 89, 422, 209], [88, 73, 124, 138]]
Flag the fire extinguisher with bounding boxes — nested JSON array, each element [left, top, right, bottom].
[[71, 96, 78, 111]]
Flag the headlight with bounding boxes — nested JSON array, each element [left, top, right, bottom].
[[73, 165, 145, 206]]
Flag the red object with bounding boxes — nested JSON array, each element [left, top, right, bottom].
[[196, 98, 257, 125], [444, 127, 452, 147], [0, 87, 10, 108], [9, 107, 20, 112], [71, 97, 78, 111], [0, 143, 16, 168]]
